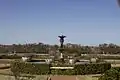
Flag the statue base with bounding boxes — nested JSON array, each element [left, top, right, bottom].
[[59, 58, 65, 64], [59, 48, 64, 52]]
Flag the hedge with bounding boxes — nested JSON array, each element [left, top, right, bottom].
[[99, 67, 120, 80], [11, 61, 111, 75], [11, 61, 50, 75], [74, 63, 111, 75], [0, 55, 21, 59], [98, 56, 120, 60], [50, 69, 75, 75]]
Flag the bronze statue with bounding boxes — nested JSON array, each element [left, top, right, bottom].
[[58, 35, 66, 48], [117, 0, 120, 7]]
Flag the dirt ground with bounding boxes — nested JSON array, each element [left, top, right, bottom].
[[111, 64, 120, 67], [51, 76, 77, 80]]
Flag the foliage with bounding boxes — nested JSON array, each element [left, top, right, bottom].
[[99, 68, 120, 80], [0, 55, 21, 59], [50, 63, 111, 75], [0, 43, 49, 53], [50, 69, 75, 75], [11, 60, 50, 75], [0, 43, 120, 54], [74, 63, 111, 75], [98, 56, 120, 60], [11, 60, 111, 76]]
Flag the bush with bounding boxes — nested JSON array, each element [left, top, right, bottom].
[[11, 60, 50, 75], [0, 55, 21, 59], [50, 69, 75, 75], [99, 68, 120, 80], [11, 61, 111, 75], [74, 63, 111, 75], [98, 56, 120, 60]]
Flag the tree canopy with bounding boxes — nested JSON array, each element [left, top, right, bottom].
[[0, 43, 120, 54]]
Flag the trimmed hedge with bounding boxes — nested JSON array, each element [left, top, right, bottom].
[[50, 69, 75, 75], [11, 61, 111, 75], [98, 56, 120, 60], [74, 63, 111, 75], [11, 61, 50, 75], [0, 55, 21, 59]]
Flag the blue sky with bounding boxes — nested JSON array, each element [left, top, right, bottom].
[[0, 0, 120, 45]]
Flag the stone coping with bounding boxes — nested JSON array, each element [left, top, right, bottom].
[[50, 67, 74, 69]]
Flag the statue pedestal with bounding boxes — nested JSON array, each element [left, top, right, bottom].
[[58, 39, 65, 64], [59, 48, 64, 59], [59, 58, 65, 64], [59, 52, 65, 64], [60, 53, 63, 59]]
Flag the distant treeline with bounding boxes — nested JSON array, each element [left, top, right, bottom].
[[0, 43, 120, 54]]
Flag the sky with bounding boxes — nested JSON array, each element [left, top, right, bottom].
[[0, 0, 120, 45]]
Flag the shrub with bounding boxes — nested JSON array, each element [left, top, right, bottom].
[[11, 61, 111, 75], [11, 60, 50, 75], [99, 68, 120, 80], [98, 56, 120, 60], [0, 55, 21, 59], [50, 69, 75, 75], [74, 63, 111, 75]]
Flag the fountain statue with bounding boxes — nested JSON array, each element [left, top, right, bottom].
[[58, 35, 66, 59]]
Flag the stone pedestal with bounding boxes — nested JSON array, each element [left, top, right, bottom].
[[60, 53, 63, 58], [69, 59, 74, 64], [59, 48, 64, 58]]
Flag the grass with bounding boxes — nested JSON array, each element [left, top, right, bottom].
[[77, 75, 99, 80], [0, 74, 14, 80]]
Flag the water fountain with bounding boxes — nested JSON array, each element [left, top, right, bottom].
[[58, 35, 66, 63]]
